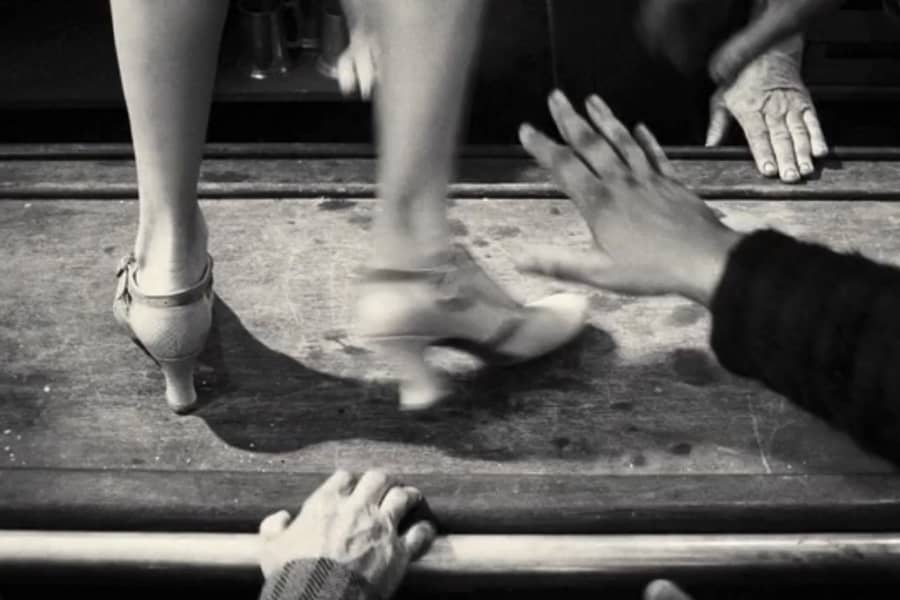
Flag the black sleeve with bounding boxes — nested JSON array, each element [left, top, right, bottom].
[[710, 229, 900, 464]]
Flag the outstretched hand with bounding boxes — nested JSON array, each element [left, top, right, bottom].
[[517, 91, 740, 306]]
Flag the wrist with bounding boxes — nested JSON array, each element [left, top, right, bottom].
[[680, 227, 743, 307]]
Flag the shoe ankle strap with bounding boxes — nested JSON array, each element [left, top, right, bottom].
[[116, 254, 214, 308]]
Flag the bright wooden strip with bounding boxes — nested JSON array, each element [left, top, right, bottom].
[[2, 531, 900, 582]]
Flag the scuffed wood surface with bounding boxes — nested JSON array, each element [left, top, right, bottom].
[[1, 197, 899, 531]]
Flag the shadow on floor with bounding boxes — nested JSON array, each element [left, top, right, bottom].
[[194, 297, 769, 467]]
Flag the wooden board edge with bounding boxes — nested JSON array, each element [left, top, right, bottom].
[[3, 468, 900, 534]]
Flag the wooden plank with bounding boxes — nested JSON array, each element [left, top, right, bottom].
[[4, 143, 900, 160], [2, 198, 900, 533], [3, 154, 900, 199], [4, 469, 900, 533], [4, 530, 900, 584]]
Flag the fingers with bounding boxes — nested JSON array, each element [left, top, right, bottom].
[[351, 469, 393, 505], [764, 112, 800, 182], [546, 90, 621, 177], [336, 43, 376, 100], [803, 107, 829, 157], [519, 122, 603, 218], [633, 123, 675, 178], [317, 468, 356, 497], [515, 247, 613, 289], [380, 485, 423, 528], [786, 110, 814, 176], [584, 95, 652, 175], [737, 111, 777, 178], [259, 510, 291, 539], [644, 579, 694, 600], [355, 46, 376, 100], [705, 105, 731, 148], [337, 52, 358, 98], [401, 521, 437, 560]]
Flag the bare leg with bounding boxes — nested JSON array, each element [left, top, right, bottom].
[[110, 0, 227, 294], [371, 0, 486, 269]]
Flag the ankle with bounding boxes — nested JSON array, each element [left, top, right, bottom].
[[134, 215, 209, 294], [372, 226, 450, 271]]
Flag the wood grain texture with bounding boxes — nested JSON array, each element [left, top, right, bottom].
[[1, 197, 900, 532], [4, 153, 900, 199]]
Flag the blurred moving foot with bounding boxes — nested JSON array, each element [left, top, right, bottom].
[[358, 244, 589, 410]]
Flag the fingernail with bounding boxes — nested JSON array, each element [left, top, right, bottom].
[[548, 90, 566, 111], [762, 162, 777, 176], [518, 123, 534, 139], [588, 95, 607, 112], [784, 168, 799, 181], [799, 163, 813, 175]]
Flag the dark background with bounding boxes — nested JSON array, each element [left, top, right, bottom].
[[1, 0, 900, 147]]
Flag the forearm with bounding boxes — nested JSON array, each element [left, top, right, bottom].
[[755, 0, 806, 63], [260, 559, 380, 600], [709, 229, 900, 463], [339, 0, 366, 32]]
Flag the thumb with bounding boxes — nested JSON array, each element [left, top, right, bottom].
[[515, 246, 612, 289], [644, 579, 694, 600], [402, 521, 437, 560], [258, 510, 292, 539], [705, 103, 731, 147]]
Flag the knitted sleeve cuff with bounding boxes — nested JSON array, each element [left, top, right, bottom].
[[710, 228, 900, 450], [710, 229, 812, 387], [259, 559, 381, 600]]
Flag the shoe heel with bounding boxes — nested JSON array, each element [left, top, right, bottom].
[[159, 355, 200, 414], [371, 337, 451, 410], [127, 300, 212, 414]]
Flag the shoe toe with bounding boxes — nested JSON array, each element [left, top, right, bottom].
[[527, 292, 590, 336]]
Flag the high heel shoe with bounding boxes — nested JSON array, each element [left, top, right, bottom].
[[358, 244, 589, 410], [113, 254, 214, 414]]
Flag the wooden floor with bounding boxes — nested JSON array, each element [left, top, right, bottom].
[[2, 151, 900, 534]]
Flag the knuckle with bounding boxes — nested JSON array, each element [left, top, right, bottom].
[[746, 128, 770, 142], [365, 468, 389, 482], [787, 123, 807, 136], [609, 126, 630, 146], [769, 129, 792, 142], [382, 485, 403, 501], [570, 126, 595, 149], [573, 171, 601, 196], [549, 147, 573, 172], [301, 496, 324, 515], [585, 179, 611, 204], [360, 469, 391, 491]]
